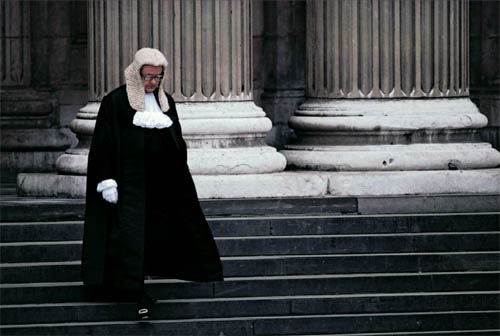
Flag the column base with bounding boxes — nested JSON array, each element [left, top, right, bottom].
[[1, 152, 64, 182], [188, 147, 286, 175], [17, 169, 500, 199], [54, 101, 289, 176], [1, 128, 72, 182], [17, 173, 87, 198], [284, 98, 500, 171], [282, 143, 500, 171], [178, 101, 288, 174]]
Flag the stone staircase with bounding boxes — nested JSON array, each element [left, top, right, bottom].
[[1, 194, 499, 335]]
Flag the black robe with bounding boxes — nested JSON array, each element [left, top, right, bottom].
[[81, 85, 223, 292]]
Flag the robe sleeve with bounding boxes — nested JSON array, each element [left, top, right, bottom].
[[87, 95, 117, 186], [82, 93, 119, 286], [167, 95, 188, 162]]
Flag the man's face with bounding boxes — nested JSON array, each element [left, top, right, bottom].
[[141, 65, 163, 93]]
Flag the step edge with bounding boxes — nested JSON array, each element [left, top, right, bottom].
[[2, 251, 499, 267], [3, 212, 500, 225], [3, 232, 499, 246], [2, 271, 499, 288], [1, 310, 499, 329], [2, 290, 499, 309]]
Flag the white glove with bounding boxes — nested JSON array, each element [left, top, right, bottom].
[[97, 179, 118, 204], [102, 186, 118, 204]]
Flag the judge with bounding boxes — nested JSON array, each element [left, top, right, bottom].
[[81, 48, 223, 320]]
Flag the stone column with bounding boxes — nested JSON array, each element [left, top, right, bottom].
[[19, 0, 324, 198], [1, 1, 71, 182], [158, 0, 287, 178], [470, 1, 500, 151], [281, 0, 500, 195], [259, 0, 306, 149], [55, 0, 146, 176]]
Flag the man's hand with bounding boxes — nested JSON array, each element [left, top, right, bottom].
[[102, 186, 118, 204], [97, 179, 118, 204]]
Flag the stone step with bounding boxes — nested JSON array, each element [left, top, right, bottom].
[[1, 213, 499, 243], [202, 197, 358, 217], [0, 198, 85, 222], [2, 194, 499, 222], [1, 195, 498, 335], [2, 272, 498, 305], [3, 252, 498, 284], [0, 184, 16, 196], [357, 194, 500, 215], [0, 197, 358, 222], [1, 311, 498, 335], [1, 292, 498, 325], [283, 332, 500, 336], [2, 232, 498, 263]]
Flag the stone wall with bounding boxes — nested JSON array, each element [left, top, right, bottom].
[[31, 1, 88, 137], [29, 0, 88, 142], [253, 0, 306, 149], [1, 0, 499, 180], [254, 0, 500, 151], [0, 1, 88, 182], [470, 0, 499, 150]]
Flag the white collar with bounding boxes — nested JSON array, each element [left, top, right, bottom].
[[132, 94, 173, 129]]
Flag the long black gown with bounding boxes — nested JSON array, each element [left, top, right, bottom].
[[82, 85, 223, 295]]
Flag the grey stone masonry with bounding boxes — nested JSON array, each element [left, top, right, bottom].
[[26, 0, 322, 198], [305, 0, 470, 99], [59, 0, 286, 178], [1, 1, 72, 181], [282, 0, 500, 183]]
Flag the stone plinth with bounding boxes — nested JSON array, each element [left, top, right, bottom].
[[17, 168, 500, 198], [282, 98, 500, 171], [0, 89, 72, 181]]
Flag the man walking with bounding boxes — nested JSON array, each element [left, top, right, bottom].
[[81, 48, 223, 320]]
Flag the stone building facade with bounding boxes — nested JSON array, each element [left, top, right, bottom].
[[1, 0, 499, 198], [1, 1, 87, 180]]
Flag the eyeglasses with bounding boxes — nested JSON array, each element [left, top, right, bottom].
[[142, 74, 163, 81]]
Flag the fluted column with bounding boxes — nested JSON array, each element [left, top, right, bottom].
[[305, 0, 471, 99], [279, 0, 500, 195], [282, 0, 500, 180], [21, 0, 325, 198], [55, 0, 285, 179], [155, 0, 286, 175], [55, 0, 137, 175]]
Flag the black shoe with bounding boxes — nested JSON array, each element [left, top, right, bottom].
[[136, 292, 156, 320], [136, 305, 151, 320]]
